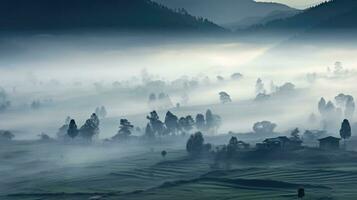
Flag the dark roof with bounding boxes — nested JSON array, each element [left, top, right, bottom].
[[263, 136, 303, 144], [263, 136, 289, 143], [318, 136, 341, 142]]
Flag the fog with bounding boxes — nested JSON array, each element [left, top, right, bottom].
[[0, 33, 356, 140]]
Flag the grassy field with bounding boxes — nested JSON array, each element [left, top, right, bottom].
[[1, 141, 357, 200]]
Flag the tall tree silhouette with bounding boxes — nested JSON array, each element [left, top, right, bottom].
[[67, 119, 79, 139], [340, 119, 351, 148]]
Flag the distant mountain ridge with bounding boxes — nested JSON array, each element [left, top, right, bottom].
[[0, 0, 223, 32], [249, 0, 357, 33], [152, 0, 298, 26]]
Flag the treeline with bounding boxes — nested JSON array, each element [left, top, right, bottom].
[[56, 109, 221, 142]]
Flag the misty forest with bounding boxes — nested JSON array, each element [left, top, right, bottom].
[[2, 0, 357, 200]]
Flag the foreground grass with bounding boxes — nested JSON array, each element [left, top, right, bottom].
[[1, 141, 357, 200]]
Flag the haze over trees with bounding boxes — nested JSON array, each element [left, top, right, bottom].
[[79, 113, 100, 141], [112, 119, 134, 140], [0, 130, 14, 141], [255, 78, 266, 95], [335, 93, 355, 119], [57, 117, 71, 139], [165, 111, 179, 135], [186, 131, 211, 155], [253, 121, 277, 135], [0, 88, 11, 112], [219, 91, 232, 104], [318, 94, 355, 131], [148, 92, 173, 110], [95, 106, 107, 119]]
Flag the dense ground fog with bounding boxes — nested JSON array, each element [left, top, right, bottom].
[[0, 33, 356, 140]]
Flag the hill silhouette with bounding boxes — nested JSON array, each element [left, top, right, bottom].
[[0, 0, 223, 32], [153, 0, 297, 26], [249, 0, 357, 33]]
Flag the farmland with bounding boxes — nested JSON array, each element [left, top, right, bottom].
[[2, 140, 357, 200]]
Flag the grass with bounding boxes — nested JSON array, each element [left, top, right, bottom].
[[1, 142, 357, 200]]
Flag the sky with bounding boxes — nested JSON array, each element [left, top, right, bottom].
[[258, 0, 326, 9]]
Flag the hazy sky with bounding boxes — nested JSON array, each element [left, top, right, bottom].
[[258, 0, 325, 8]]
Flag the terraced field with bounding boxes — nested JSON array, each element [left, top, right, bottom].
[[1, 141, 357, 200]]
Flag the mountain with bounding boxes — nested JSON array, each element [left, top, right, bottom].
[[0, 0, 223, 32], [225, 10, 300, 30], [249, 0, 357, 33], [152, 0, 298, 26]]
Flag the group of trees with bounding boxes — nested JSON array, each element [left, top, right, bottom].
[[254, 78, 296, 101], [144, 109, 221, 138], [219, 91, 232, 104], [56, 113, 100, 142], [0, 88, 11, 112], [186, 132, 211, 155], [335, 93, 355, 119], [53, 109, 221, 143], [318, 94, 355, 131], [148, 92, 173, 110], [95, 106, 107, 119], [212, 136, 250, 168], [0, 130, 14, 141], [112, 119, 134, 140], [252, 121, 277, 135]]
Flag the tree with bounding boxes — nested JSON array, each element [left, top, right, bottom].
[[186, 132, 205, 155], [216, 75, 224, 82], [38, 133, 51, 141], [195, 114, 205, 130], [80, 113, 100, 141], [57, 117, 71, 139], [276, 82, 295, 93], [290, 128, 300, 140], [65, 116, 71, 125], [158, 92, 173, 109], [147, 111, 165, 136], [231, 73, 243, 80], [253, 121, 277, 135], [0, 130, 14, 141], [336, 94, 356, 119], [178, 115, 195, 134], [161, 150, 167, 158], [95, 106, 107, 119], [144, 123, 155, 139], [345, 97, 355, 119], [185, 115, 195, 132], [298, 187, 305, 199], [206, 109, 214, 130], [205, 109, 221, 134], [164, 111, 178, 135], [255, 78, 266, 95], [219, 91, 232, 104], [325, 101, 336, 113], [67, 119, 79, 139], [113, 119, 134, 140], [340, 119, 351, 148], [318, 97, 327, 115], [0, 88, 11, 112], [227, 136, 239, 157]]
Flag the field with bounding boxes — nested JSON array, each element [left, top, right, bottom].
[[1, 140, 357, 200]]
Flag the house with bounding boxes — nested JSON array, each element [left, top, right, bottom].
[[303, 130, 327, 141], [256, 136, 302, 150], [318, 136, 341, 150], [237, 141, 250, 149]]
